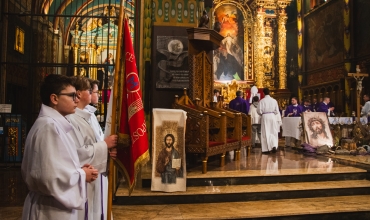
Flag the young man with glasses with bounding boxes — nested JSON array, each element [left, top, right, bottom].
[[22, 74, 99, 219], [67, 76, 117, 220]]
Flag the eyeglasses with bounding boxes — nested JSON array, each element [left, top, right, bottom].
[[88, 89, 93, 94], [57, 92, 77, 101]]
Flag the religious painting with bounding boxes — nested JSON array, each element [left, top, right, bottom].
[[302, 112, 333, 147], [14, 26, 25, 54], [305, 0, 343, 70], [213, 4, 244, 81], [151, 109, 187, 192], [155, 36, 189, 89]]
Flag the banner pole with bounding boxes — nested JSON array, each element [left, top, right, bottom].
[[107, 2, 126, 219]]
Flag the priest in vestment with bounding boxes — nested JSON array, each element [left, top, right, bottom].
[[302, 100, 313, 112], [229, 90, 250, 115], [284, 97, 304, 117], [317, 97, 335, 116], [22, 74, 98, 220], [257, 88, 282, 153]]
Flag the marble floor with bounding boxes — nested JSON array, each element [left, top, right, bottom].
[[2, 142, 370, 219], [139, 146, 367, 180]]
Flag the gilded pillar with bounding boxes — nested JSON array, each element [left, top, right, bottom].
[[297, 0, 303, 101], [72, 25, 81, 76], [73, 45, 79, 76], [344, 0, 351, 115], [88, 44, 97, 79], [277, 9, 288, 90], [52, 30, 59, 74], [255, 8, 265, 88]]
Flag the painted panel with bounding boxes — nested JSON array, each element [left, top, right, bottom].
[[305, 0, 344, 70], [213, 4, 244, 81]]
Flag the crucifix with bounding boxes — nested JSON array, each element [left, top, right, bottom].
[[348, 65, 368, 121]]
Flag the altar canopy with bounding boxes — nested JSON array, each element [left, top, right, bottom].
[[151, 109, 187, 192]]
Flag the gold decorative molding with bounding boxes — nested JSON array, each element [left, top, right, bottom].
[[215, 79, 250, 103], [254, 9, 265, 88], [277, 10, 288, 89]]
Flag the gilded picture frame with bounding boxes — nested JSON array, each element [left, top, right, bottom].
[[14, 26, 25, 54], [302, 112, 333, 147], [213, 0, 254, 83]]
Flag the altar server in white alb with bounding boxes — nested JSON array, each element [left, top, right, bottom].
[[257, 88, 282, 153], [67, 76, 117, 220], [248, 95, 261, 148], [22, 74, 98, 220], [87, 78, 115, 219]]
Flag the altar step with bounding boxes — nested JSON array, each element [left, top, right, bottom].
[[113, 147, 370, 219], [114, 167, 370, 206], [113, 195, 370, 219], [115, 180, 370, 206]]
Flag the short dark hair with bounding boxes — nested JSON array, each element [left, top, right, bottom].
[[263, 88, 270, 95], [71, 76, 91, 91], [291, 97, 298, 101], [236, 90, 243, 97], [364, 94, 369, 98], [164, 133, 175, 144], [89, 79, 100, 89], [40, 74, 74, 106], [252, 96, 259, 102], [214, 89, 220, 94]]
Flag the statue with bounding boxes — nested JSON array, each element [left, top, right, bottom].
[[198, 10, 209, 28], [214, 21, 221, 33], [79, 68, 86, 77]]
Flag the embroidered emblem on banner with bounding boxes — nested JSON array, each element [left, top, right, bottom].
[[128, 98, 144, 121]]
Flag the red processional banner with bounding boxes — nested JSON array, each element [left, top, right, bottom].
[[114, 18, 149, 194]]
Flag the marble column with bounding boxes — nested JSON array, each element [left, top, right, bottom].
[[277, 9, 288, 90]]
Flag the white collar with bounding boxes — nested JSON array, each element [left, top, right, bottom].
[[84, 105, 97, 114], [74, 107, 92, 122], [38, 104, 73, 133]]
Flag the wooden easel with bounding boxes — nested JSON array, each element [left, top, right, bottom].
[[348, 65, 368, 121]]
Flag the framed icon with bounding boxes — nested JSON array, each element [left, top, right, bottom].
[[14, 26, 25, 54]]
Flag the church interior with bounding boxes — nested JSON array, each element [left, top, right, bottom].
[[2, 0, 370, 219]]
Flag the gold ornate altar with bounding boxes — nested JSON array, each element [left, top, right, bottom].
[[69, 6, 135, 80], [212, 0, 292, 108]]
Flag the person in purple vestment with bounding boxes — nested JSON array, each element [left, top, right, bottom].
[[284, 97, 304, 117], [229, 90, 250, 115], [311, 98, 319, 112], [317, 97, 335, 116], [302, 100, 313, 112]]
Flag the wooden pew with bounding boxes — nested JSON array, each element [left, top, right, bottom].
[[225, 107, 252, 155], [173, 95, 228, 174], [195, 99, 242, 161]]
